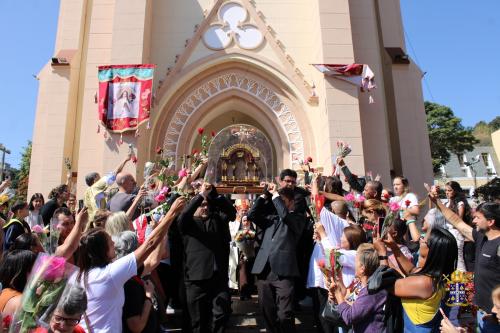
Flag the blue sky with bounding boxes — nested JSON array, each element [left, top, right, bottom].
[[401, 0, 500, 125], [0, 0, 499, 168]]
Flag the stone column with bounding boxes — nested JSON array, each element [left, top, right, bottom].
[[29, 0, 86, 198], [316, 0, 365, 177]]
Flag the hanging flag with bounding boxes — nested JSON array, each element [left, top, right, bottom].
[[98, 64, 155, 132], [312, 63, 377, 102]]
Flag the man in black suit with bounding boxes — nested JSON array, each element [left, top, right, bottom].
[[249, 169, 308, 333], [178, 183, 237, 333]]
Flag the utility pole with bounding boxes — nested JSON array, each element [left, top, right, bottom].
[[0, 144, 11, 181], [465, 156, 480, 194]]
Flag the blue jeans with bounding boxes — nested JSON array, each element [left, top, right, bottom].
[[403, 310, 442, 333], [448, 305, 460, 326], [476, 309, 500, 333]]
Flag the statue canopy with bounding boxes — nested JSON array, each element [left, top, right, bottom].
[[205, 124, 273, 189]]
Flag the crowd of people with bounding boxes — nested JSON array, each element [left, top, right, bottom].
[[0, 153, 498, 333]]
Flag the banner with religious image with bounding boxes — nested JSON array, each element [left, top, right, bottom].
[[98, 64, 155, 132]]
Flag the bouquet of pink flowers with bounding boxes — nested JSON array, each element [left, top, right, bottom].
[[32, 218, 60, 255], [31, 224, 49, 251], [344, 192, 365, 222], [153, 147, 179, 187], [299, 156, 314, 185], [336, 140, 352, 159], [333, 140, 352, 176], [154, 186, 171, 204], [9, 254, 76, 332], [379, 201, 401, 238]]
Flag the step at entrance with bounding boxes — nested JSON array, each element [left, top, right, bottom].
[[162, 295, 318, 332]]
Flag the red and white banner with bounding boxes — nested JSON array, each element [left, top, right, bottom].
[[312, 63, 376, 92], [98, 64, 155, 132]]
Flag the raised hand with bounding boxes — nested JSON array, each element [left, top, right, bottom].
[[424, 183, 438, 203], [402, 208, 413, 221], [136, 188, 148, 200], [314, 223, 327, 240], [267, 182, 277, 194], [383, 232, 398, 250], [201, 183, 213, 198], [144, 280, 155, 299], [439, 308, 465, 333], [169, 196, 187, 215], [76, 207, 88, 224], [328, 277, 337, 302], [372, 237, 387, 256]]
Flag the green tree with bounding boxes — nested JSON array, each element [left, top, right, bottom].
[[473, 120, 492, 145], [14, 141, 32, 200], [473, 177, 499, 202], [489, 116, 500, 132], [425, 102, 478, 174]]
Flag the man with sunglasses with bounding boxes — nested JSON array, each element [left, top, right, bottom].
[[281, 170, 316, 310], [249, 169, 310, 333]]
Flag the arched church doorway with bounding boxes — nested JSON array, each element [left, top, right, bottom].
[[187, 97, 279, 176], [149, 64, 314, 174]]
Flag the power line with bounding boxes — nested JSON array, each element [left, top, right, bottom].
[[403, 28, 436, 102]]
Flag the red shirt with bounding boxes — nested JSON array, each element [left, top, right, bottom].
[[32, 325, 86, 333]]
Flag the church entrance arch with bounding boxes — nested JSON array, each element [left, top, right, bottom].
[[184, 95, 281, 174], [151, 65, 311, 171]]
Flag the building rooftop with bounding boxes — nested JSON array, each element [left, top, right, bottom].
[[439, 146, 499, 179]]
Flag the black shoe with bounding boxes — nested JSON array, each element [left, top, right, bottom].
[[293, 301, 302, 312]]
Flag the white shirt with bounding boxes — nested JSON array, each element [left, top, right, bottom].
[[444, 200, 466, 271], [445, 200, 464, 209], [307, 207, 354, 289], [71, 252, 137, 333], [389, 192, 418, 208], [390, 192, 419, 219], [229, 220, 241, 239], [444, 200, 465, 233], [25, 210, 42, 228], [337, 249, 357, 288]]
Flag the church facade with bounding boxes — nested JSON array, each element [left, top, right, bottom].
[[28, 0, 433, 198]]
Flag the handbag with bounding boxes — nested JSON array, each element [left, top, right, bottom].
[[367, 265, 404, 333], [321, 301, 345, 326], [367, 265, 400, 293]]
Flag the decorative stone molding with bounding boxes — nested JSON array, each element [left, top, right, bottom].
[[154, 0, 318, 108], [162, 72, 304, 165], [203, 2, 264, 50]]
